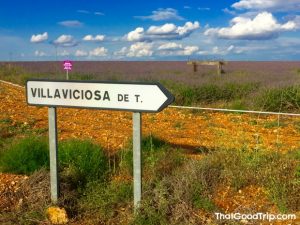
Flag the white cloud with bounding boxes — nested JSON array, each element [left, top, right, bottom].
[[232, 0, 300, 12], [223, 8, 237, 15], [183, 46, 200, 55], [204, 12, 298, 40], [293, 15, 300, 28], [30, 32, 48, 43], [227, 45, 271, 54], [127, 27, 145, 42], [198, 7, 210, 11], [158, 42, 182, 50], [82, 34, 105, 42], [227, 45, 235, 52], [128, 43, 153, 57], [58, 20, 83, 28], [158, 42, 199, 56], [211, 46, 235, 55], [134, 8, 184, 21], [53, 35, 78, 47], [94, 12, 105, 16], [176, 21, 200, 36], [34, 50, 47, 57], [114, 47, 128, 57], [197, 45, 236, 55], [54, 35, 72, 44], [77, 10, 90, 14], [147, 24, 177, 35], [58, 50, 70, 56], [77, 10, 104, 16], [89, 47, 108, 56], [126, 21, 200, 42], [75, 50, 88, 57], [115, 42, 153, 57]]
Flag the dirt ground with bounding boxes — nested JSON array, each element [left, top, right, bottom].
[[1, 81, 300, 152]]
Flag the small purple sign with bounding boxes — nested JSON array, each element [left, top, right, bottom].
[[63, 60, 72, 71]]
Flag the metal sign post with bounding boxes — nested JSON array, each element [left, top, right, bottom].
[[48, 107, 59, 203], [133, 112, 142, 211], [26, 79, 174, 210]]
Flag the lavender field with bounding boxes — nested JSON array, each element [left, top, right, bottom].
[[1, 61, 299, 87], [1, 61, 300, 112]]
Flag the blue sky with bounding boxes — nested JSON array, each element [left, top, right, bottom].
[[0, 0, 300, 61]]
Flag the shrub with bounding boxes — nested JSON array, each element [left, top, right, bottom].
[[0, 64, 22, 77], [0, 64, 28, 85], [77, 136, 180, 224], [256, 86, 300, 112], [195, 82, 259, 103], [195, 148, 300, 212], [119, 135, 183, 179], [70, 73, 95, 81], [79, 180, 133, 223], [0, 136, 49, 175], [230, 99, 247, 110], [59, 139, 109, 187], [192, 195, 215, 212], [168, 82, 259, 106], [133, 147, 298, 222], [132, 159, 217, 225]]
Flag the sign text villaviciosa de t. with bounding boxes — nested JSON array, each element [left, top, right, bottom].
[[26, 79, 174, 209], [26, 80, 174, 112]]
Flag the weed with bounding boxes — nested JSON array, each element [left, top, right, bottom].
[[59, 139, 109, 187], [165, 82, 260, 106], [79, 180, 133, 223], [34, 127, 48, 135], [197, 149, 300, 211], [0, 64, 39, 85], [173, 121, 184, 129], [230, 99, 247, 110], [0, 136, 49, 175], [263, 120, 285, 128], [194, 146, 211, 154], [2, 138, 298, 224], [193, 195, 216, 212], [249, 120, 258, 125], [149, 116, 156, 123], [0, 121, 26, 138], [70, 73, 95, 81], [256, 86, 300, 112], [293, 121, 300, 132], [107, 74, 120, 81], [0, 118, 13, 124], [119, 135, 183, 179], [0, 210, 46, 225]]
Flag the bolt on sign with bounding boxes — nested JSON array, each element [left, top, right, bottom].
[[26, 79, 174, 212]]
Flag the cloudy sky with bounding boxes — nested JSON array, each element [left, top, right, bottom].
[[0, 0, 300, 61]]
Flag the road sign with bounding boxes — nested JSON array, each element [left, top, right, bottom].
[[26, 80, 174, 112], [26, 78, 174, 211], [63, 60, 72, 71]]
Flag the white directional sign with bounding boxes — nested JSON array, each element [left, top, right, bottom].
[[26, 80, 174, 112]]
